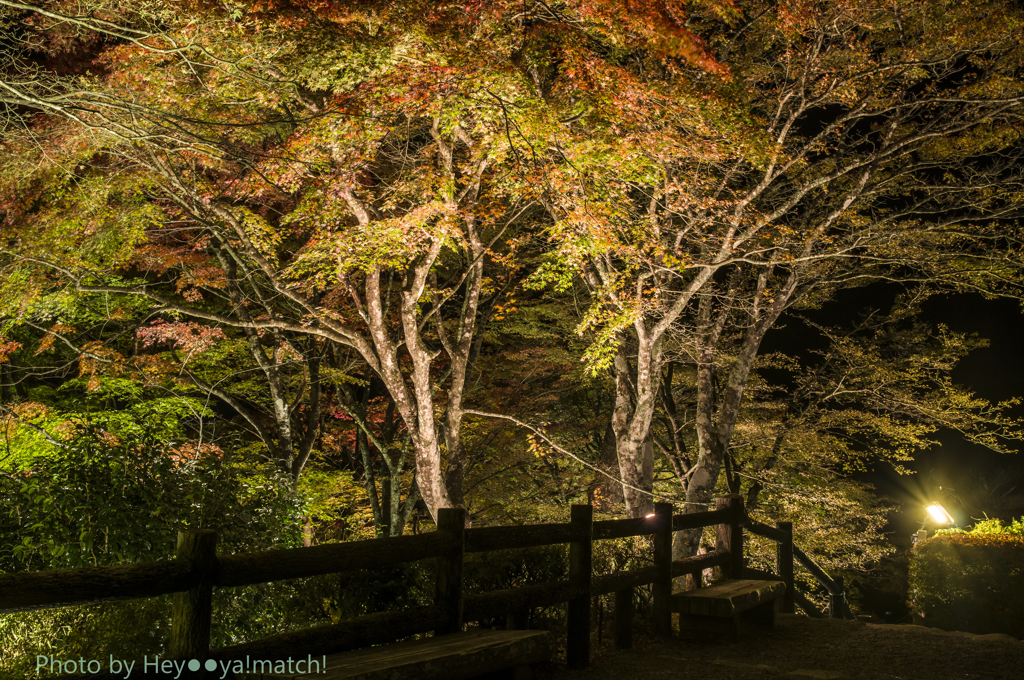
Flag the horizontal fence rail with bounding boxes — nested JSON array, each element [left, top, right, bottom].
[[0, 560, 195, 613], [674, 507, 734, 531], [671, 550, 731, 580], [464, 580, 581, 621], [747, 520, 789, 543], [217, 531, 458, 588], [1, 494, 854, 676], [465, 522, 579, 552]]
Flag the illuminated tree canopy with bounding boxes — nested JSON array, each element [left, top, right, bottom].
[[1, 0, 1023, 568]]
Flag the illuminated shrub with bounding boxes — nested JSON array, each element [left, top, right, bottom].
[[909, 520, 1024, 637]]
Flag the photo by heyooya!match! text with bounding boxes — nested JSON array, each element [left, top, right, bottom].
[[36, 654, 329, 678]]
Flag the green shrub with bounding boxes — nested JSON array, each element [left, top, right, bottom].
[[0, 424, 311, 677], [909, 520, 1024, 637], [0, 599, 171, 679], [0, 424, 304, 571]]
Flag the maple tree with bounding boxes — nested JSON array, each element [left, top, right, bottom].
[[0, 0, 1022, 607], [0, 0, 511, 521], [680, 293, 1023, 596], [0, 0, 748, 524], [527, 0, 1024, 561]]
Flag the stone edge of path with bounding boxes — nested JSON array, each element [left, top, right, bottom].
[[864, 623, 1020, 644]]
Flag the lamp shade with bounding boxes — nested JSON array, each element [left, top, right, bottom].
[[926, 502, 954, 525]]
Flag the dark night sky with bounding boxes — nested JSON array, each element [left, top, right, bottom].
[[854, 291, 1022, 534], [764, 287, 1024, 537], [928, 294, 1024, 405], [905, 294, 1024, 527]]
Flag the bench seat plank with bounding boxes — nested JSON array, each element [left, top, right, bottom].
[[235, 629, 555, 680], [672, 579, 786, 617]]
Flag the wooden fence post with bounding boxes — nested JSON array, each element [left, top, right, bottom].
[[505, 608, 529, 630], [613, 587, 633, 649], [715, 495, 744, 579], [829, 575, 847, 619], [776, 521, 795, 614], [652, 502, 673, 638], [169, 529, 217, 665], [567, 504, 593, 670], [434, 507, 466, 635]]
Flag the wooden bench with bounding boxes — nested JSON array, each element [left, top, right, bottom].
[[233, 629, 556, 680], [671, 578, 786, 642]]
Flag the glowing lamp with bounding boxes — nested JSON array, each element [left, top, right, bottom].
[[925, 502, 954, 525], [646, 513, 656, 519]]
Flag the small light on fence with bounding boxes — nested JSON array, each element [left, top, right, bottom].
[[925, 502, 954, 525], [646, 513, 656, 519]]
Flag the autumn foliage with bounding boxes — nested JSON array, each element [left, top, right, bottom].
[[1, 0, 1023, 574]]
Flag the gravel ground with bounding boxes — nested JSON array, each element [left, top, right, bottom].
[[540, 614, 1024, 680]]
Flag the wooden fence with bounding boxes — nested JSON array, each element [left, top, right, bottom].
[[746, 520, 855, 619], [0, 494, 852, 675]]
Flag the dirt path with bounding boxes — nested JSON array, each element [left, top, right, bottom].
[[541, 615, 1024, 680]]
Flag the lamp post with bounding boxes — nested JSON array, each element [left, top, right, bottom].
[[913, 502, 955, 545]]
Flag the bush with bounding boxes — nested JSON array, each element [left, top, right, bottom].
[[0, 599, 171, 679], [0, 424, 311, 677], [0, 425, 304, 571], [909, 519, 1024, 637]]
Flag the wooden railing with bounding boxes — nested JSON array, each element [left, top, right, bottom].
[[746, 519, 855, 620], [0, 494, 848, 676]]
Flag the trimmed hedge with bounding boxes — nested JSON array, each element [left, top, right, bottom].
[[909, 522, 1024, 637]]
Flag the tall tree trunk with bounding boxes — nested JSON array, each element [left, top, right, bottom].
[[337, 385, 420, 537], [360, 259, 453, 524], [440, 221, 485, 511], [594, 421, 624, 510], [672, 270, 798, 560], [611, 336, 661, 518]]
